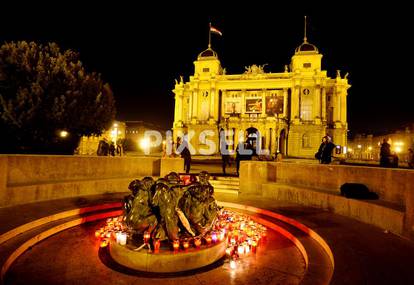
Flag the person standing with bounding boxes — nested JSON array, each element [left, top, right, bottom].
[[317, 136, 335, 164], [408, 148, 414, 169], [180, 140, 191, 174], [380, 138, 391, 167], [221, 143, 230, 175], [235, 141, 244, 176]]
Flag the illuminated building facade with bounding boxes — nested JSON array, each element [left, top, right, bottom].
[[347, 126, 414, 163], [77, 121, 126, 155], [172, 23, 350, 158]]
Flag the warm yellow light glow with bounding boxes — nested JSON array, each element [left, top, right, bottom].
[[368, 146, 372, 151], [395, 146, 402, 153], [394, 141, 404, 146], [357, 145, 362, 149], [59, 130, 68, 138], [348, 148, 353, 152], [113, 123, 118, 127], [343, 146, 348, 154], [140, 138, 150, 150]]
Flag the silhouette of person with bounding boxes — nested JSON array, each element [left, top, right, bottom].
[[380, 139, 391, 167]]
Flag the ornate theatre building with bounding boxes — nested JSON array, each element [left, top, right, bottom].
[[172, 27, 350, 158]]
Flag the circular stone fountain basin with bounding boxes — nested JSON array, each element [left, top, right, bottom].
[[109, 239, 227, 273]]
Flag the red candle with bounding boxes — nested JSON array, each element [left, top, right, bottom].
[[153, 239, 161, 253], [205, 236, 212, 245], [173, 239, 180, 251], [194, 238, 202, 248], [144, 231, 150, 244], [100, 239, 108, 248], [183, 240, 190, 250]]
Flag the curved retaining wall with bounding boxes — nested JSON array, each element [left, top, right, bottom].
[[239, 161, 414, 239], [0, 155, 183, 208]]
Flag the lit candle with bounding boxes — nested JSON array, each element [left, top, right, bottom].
[[211, 231, 218, 243], [251, 240, 257, 253], [237, 245, 244, 255], [143, 231, 150, 244], [230, 259, 237, 270], [118, 232, 127, 245], [205, 236, 212, 245], [244, 243, 250, 254], [225, 247, 233, 256], [100, 239, 109, 248], [194, 238, 202, 248], [183, 239, 189, 250], [219, 230, 226, 241], [173, 239, 180, 251]]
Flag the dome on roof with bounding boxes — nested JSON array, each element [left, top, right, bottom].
[[295, 41, 319, 53], [197, 47, 218, 59]]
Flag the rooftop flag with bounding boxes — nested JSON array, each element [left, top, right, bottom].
[[210, 26, 222, 36]]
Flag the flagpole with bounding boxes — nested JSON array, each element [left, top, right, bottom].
[[208, 22, 212, 48]]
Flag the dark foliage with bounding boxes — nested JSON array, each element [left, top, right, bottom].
[[0, 41, 116, 154]]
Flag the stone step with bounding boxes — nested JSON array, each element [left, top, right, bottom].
[[211, 185, 240, 191], [210, 180, 240, 187]]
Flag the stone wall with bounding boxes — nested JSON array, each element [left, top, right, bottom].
[[239, 160, 414, 239], [240, 161, 412, 206], [0, 155, 185, 208]]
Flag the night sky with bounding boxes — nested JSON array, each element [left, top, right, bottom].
[[1, 3, 411, 137]]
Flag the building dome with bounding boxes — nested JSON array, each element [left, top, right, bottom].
[[295, 41, 319, 53], [197, 47, 218, 59]]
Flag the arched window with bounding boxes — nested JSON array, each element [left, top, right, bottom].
[[300, 88, 312, 121], [302, 133, 311, 148]]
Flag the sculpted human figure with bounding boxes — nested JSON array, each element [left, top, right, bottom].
[[152, 179, 182, 240], [125, 178, 158, 235], [178, 171, 217, 236]]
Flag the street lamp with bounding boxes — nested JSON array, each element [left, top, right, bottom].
[[59, 130, 68, 138]]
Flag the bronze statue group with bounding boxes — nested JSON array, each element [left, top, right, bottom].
[[123, 171, 219, 246]]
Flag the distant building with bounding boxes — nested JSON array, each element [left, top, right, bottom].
[[77, 121, 126, 155], [347, 125, 414, 162], [124, 121, 166, 153], [172, 20, 350, 158]]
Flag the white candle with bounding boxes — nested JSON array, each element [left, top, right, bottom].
[[118, 232, 127, 245]]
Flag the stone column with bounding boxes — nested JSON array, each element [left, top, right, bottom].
[[313, 86, 321, 121], [192, 90, 198, 118], [290, 87, 298, 121], [261, 90, 266, 117], [265, 128, 271, 151], [321, 88, 326, 121], [341, 89, 347, 123], [283, 88, 288, 118], [173, 94, 179, 123], [332, 90, 339, 122], [272, 128, 277, 154], [241, 90, 246, 114], [210, 89, 215, 119], [188, 92, 193, 119]]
